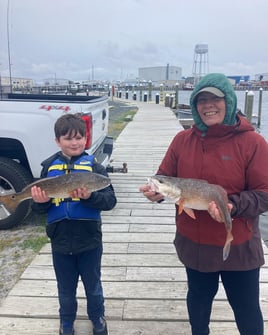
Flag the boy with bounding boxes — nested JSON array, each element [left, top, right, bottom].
[[31, 113, 116, 335]]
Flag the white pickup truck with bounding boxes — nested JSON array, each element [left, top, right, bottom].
[[0, 93, 113, 229]]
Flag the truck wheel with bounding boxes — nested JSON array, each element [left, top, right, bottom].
[[0, 157, 33, 230]]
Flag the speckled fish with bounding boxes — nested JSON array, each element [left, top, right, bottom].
[[0, 172, 110, 214], [148, 175, 233, 261]]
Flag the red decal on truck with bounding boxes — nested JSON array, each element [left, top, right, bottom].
[[40, 105, 71, 112]]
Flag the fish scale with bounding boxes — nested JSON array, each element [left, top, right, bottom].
[[0, 172, 110, 215]]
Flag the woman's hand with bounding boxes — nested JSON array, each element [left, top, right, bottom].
[[139, 184, 164, 203], [208, 201, 233, 222]]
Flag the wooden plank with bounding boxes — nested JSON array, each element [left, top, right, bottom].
[[29, 253, 180, 267], [21, 266, 127, 281], [0, 296, 123, 320], [129, 224, 175, 233], [40, 242, 177, 255], [126, 243, 176, 254], [1, 317, 267, 335], [20, 264, 268, 284], [123, 299, 268, 321], [8, 279, 268, 303], [102, 216, 174, 224]]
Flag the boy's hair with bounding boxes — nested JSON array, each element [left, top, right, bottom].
[[54, 113, 86, 139]]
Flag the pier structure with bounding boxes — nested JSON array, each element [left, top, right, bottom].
[[0, 100, 267, 335]]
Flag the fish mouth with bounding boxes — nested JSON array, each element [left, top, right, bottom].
[[147, 177, 159, 192]]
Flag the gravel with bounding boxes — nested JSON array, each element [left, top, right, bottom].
[[0, 213, 46, 304]]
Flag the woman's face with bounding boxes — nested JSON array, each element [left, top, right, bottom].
[[196, 92, 226, 127]]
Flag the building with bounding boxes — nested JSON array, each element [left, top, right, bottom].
[[0, 76, 34, 94], [138, 64, 182, 85], [1, 76, 33, 90], [227, 75, 250, 85]]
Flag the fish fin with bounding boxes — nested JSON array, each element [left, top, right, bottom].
[[223, 231, 234, 261], [177, 199, 184, 214], [176, 199, 196, 219], [183, 207, 196, 220]]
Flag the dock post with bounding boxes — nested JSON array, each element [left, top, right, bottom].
[[165, 94, 170, 107], [244, 90, 248, 115], [139, 85, 142, 102], [245, 91, 254, 122], [160, 83, 164, 102], [148, 80, 152, 102], [143, 92, 148, 102], [257, 88, 263, 128], [175, 82, 179, 108]]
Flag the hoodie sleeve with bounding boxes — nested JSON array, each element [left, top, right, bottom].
[[229, 190, 268, 218], [228, 132, 268, 218]]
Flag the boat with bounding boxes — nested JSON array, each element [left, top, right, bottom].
[[182, 83, 194, 90], [173, 104, 193, 129]]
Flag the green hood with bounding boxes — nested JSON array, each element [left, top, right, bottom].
[[190, 73, 237, 132]]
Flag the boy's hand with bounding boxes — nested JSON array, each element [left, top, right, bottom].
[[70, 187, 91, 199], [31, 186, 50, 203]]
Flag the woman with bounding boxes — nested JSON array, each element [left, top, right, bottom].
[[140, 73, 268, 335]]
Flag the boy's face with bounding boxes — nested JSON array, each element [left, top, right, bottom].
[[55, 131, 86, 158]]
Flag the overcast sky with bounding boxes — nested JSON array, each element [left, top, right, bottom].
[[0, 0, 267, 83]]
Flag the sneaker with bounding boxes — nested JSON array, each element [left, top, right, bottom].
[[59, 324, 75, 335], [92, 317, 108, 335]]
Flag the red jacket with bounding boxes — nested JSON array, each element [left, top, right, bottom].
[[158, 115, 268, 271]]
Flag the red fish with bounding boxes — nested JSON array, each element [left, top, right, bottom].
[[148, 175, 233, 261]]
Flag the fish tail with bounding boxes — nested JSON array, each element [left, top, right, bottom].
[[223, 230, 233, 261], [0, 194, 21, 214]]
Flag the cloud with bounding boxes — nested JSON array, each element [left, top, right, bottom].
[[1, 0, 268, 82]]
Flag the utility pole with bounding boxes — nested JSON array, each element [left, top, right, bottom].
[[7, 0, 12, 93]]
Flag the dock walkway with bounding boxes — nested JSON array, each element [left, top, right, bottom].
[[0, 100, 267, 334]]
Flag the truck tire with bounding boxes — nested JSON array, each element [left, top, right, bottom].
[[0, 157, 33, 230]]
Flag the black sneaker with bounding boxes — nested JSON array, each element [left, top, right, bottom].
[[92, 317, 108, 335], [59, 325, 75, 335]]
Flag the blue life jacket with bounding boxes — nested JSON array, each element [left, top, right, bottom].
[[47, 155, 101, 224]]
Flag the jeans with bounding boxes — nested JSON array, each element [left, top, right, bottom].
[[185, 267, 263, 335], [52, 245, 104, 328]]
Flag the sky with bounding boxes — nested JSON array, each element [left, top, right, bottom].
[[0, 0, 268, 83]]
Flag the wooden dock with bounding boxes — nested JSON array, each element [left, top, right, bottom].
[[0, 100, 267, 334]]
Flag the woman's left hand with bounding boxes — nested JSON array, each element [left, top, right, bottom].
[[208, 201, 233, 222]]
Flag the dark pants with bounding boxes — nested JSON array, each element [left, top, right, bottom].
[[52, 245, 104, 329], [185, 267, 264, 335]]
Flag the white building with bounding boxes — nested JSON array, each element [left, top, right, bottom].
[[1, 76, 33, 89], [138, 65, 182, 84]]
